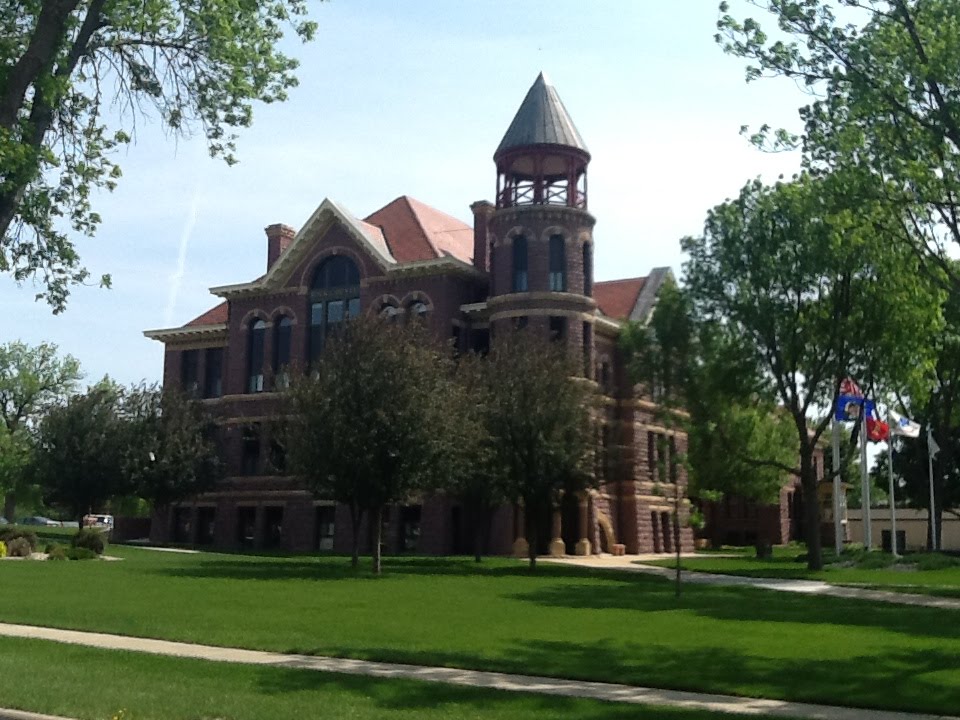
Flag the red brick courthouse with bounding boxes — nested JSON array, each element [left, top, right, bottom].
[[145, 74, 694, 557]]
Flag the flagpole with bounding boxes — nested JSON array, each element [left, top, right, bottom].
[[927, 426, 937, 552], [831, 419, 842, 555], [861, 407, 872, 550], [886, 425, 898, 558]]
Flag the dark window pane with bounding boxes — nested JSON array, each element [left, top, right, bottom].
[[312, 255, 360, 290], [181, 350, 199, 396], [347, 297, 360, 318], [549, 316, 566, 342], [583, 243, 593, 297], [327, 299, 345, 324], [512, 236, 528, 292], [241, 424, 261, 475], [274, 316, 292, 382], [549, 235, 566, 292], [248, 319, 266, 393], [204, 348, 223, 399]]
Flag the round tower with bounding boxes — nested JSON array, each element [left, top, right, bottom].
[[488, 72, 596, 375]]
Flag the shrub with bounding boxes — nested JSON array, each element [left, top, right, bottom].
[[0, 541, 6, 558], [47, 545, 67, 561], [6, 537, 32, 557], [857, 552, 896, 570], [71, 528, 105, 555], [0, 527, 37, 551], [915, 552, 960, 571], [65, 546, 98, 561]]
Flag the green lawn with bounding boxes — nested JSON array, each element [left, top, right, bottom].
[[1, 543, 959, 715], [0, 636, 771, 720], [642, 546, 960, 598]]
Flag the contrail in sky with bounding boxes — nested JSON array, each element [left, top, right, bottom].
[[164, 189, 201, 327]]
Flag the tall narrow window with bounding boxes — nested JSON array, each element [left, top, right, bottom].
[[309, 256, 361, 364], [203, 348, 223, 399], [549, 235, 566, 291], [247, 319, 266, 393], [549, 316, 566, 342], [241, 424, 261, 475], [181, 350, 199, 396], [512, 236, 528, 292], [583, 243, 593, 297], [273, 316, 292, 389]]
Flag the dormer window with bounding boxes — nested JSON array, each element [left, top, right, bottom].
[[309, 256, 361, 364]]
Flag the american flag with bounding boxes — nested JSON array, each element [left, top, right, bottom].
[[840, 377, 863, 398]]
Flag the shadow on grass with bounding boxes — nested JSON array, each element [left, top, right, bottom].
[[153, 554, 587, 582], [510, 579, 960, 640], [253, 661, 760, 720], [282, 640, 960, 716]]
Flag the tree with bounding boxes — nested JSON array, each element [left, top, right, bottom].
[[682, 173, 941, 569], [717, 0, 960, 286], [35, 379, 129, 526], [284, 318, 456, 575], [481, 332, 595, 571], [622, 282, 796, 571], [0, 340, 81, 519], [121, 383, 222, 511], [1, 1, 318, 311], [447, 352, 507, 563]]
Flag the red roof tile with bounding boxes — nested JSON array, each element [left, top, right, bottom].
[[594, 277, 646, 320], [364, 196, 473, 264], [186, 301, 228, 327]]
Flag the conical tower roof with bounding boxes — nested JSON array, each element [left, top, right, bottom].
[[495, 72, 588, 158]]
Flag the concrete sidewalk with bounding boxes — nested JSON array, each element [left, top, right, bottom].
[[543, 555, 960, 610], [1, 622, 957, 720]]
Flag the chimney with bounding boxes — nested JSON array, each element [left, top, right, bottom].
[[470, 200, 495, 273], [265, 224, 296, 270]]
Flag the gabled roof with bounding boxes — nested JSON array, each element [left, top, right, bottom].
[[364, 196, 473, 264], [495, 72, 588, 158], [594, 268, 673, 323], [594, 278, 646, 320], [209, 198, 396, 299]]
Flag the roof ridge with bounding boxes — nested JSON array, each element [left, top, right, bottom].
[[400, 195, 440, 258]]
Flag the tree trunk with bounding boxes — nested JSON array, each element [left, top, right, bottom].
[[3, 492, 15, 523], [674, 483, 682, 599], [473, 504, 484, 563], [372, 505, 383, 576], [526, 505, 537, 572], [799, 445, 823, 570], [349, 505, 362, 569]]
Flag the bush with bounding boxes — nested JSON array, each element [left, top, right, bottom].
[[47, 545, 67, 561], [0, 540, 6, 558], [0, 527, 37, 551], [65, 546, 98, 561], [6, 537, 32, 557], [71, 528, 105, 555], [856, 552, 896, 570], [915, 552, 960, 571]]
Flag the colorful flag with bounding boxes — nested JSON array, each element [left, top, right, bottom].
[[866, 417, 889, 443], [889, 410, 921, 438], [840, 377, 863, 397], [835, 395, 874, 422]]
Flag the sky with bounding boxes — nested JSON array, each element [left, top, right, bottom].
[[1, 0, 809, 387]]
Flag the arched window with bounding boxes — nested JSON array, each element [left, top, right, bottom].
[[309, 256, 361, 364], [549, 234, 566, 291], [248, 319, 266, 393], [273, 316, 293, 388], [380, 305, 400, 322], [409, 300, 429, 321], [512, 236, 528, 292]]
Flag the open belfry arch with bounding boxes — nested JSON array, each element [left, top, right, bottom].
[[143, 73, 693, 557]]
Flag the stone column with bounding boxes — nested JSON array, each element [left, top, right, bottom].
[[512, 503, 529, 558], [549, 508, 565, 557], [575, 493, 592, 556]]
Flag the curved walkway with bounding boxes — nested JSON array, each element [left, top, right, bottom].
[[0, 622, 956, 720], [543, 555, 960, 610]]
